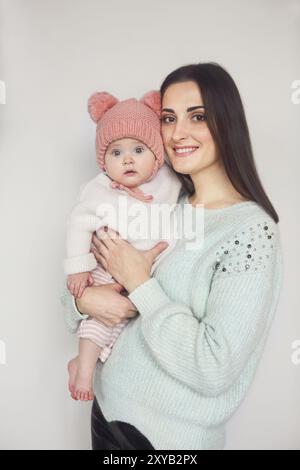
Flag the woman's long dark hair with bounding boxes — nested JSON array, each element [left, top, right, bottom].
[[160, 63, 279, 223]]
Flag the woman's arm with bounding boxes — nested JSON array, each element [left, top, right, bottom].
[[61, 283, 138, 332]]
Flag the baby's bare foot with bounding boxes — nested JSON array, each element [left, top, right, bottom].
[[68, 357, 94, 401], [68, 356, 79, 400]]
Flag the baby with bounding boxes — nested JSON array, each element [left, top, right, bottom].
[[64, 90, 182, 401]]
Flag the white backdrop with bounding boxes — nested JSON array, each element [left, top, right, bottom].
[[0, 0, 299, 450]]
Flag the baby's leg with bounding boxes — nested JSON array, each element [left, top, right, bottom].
[[69, 317, 115, 401], [99, 320, 129, 363], [68, 262, 124, 400], [68, 338, 101, 401]]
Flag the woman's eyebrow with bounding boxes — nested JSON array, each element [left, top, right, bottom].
[[161, 108, 174, 113], [161, 105, 206, 113], [187, 105, 206, 112]]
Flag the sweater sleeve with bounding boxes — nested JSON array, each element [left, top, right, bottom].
[[60, 284, 88, 333], [128, 220, 283, 397], [63, 180, 103, 275]]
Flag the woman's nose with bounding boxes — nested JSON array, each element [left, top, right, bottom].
[[172, 121, 189, 142]]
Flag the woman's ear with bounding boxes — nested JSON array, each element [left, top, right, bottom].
[[87, 92, 119, 123], [140, 90, 161, 118]]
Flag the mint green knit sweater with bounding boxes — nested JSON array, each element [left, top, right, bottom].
[[61, 194, 283, 450]]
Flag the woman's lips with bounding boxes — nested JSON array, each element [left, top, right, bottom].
[[173, 146, 199, 157]]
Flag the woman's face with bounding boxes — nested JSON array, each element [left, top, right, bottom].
[[161, 81, 218, 176]]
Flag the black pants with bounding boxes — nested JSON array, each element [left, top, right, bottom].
[[91, 398, 155, 450]]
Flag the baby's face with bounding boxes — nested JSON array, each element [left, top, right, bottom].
[[104, 138, 156, 187]]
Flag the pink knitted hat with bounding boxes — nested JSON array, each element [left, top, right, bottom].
[[87, 91, 164, 202]]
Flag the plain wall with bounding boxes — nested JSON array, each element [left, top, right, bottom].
[[0, 0, 299, 449]]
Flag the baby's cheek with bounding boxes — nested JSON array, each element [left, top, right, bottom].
[[141, 167, 154, 181], [144, 158, 156, 173]]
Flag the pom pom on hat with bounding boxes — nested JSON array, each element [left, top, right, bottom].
[[140, 90, 161, 118], [88, 92, 119, 123]]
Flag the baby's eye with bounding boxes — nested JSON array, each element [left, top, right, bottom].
[[135, 146, 145, 154], [112, 150, 121, 156], [192, 114, 206, 122], [160, 115, 176, 124]]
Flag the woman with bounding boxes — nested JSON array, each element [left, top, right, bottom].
[[61, 63, 283, 450]]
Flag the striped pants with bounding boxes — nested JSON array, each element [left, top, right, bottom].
[[77, 262, 129, 363]]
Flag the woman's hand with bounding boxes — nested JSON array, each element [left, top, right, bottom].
[[91, 228, 169, 293], [75, 283, 138, 327]]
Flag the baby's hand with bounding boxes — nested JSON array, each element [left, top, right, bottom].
[[67, 272, 94, 298]]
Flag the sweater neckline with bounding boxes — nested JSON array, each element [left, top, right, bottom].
[[181, 193, 257, 213]]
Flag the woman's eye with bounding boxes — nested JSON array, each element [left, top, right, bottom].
[[135, 147, 144, 154], [192, 114, 206, 122], [161, 115, 176, 124]]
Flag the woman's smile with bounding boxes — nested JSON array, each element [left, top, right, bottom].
[[173, 146, 199, 157]]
